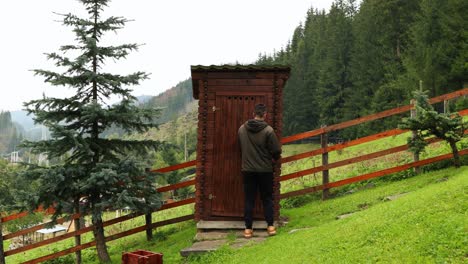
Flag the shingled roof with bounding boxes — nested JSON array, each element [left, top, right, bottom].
[[191, 64, 290, 72], [190, 64, 290, 99]]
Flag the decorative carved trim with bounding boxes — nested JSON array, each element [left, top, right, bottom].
[[195, 79, 209, 221]]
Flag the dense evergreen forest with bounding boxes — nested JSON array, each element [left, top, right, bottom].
[[257, 0, 467, 138]]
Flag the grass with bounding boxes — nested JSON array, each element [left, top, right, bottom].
[[27, 166, 464, 264], [187, 166, 468, 264]]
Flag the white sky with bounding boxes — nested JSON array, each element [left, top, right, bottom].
[[0, 0, 335, 111]]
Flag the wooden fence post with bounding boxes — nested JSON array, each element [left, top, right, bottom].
[[0, 217, 6, 264], [410, 99, 421, 174], [74, 199, 82, 264], [444, 100, 449, 114], [143, 185, 153, 242], [321, 127, 329, 200]]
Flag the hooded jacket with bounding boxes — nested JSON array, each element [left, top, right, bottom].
[[238, 119, 281, 172]]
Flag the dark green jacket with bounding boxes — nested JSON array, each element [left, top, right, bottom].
[[238, 119, 281, 172]]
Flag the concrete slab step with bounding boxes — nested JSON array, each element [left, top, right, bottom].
[[197, 220, 277, 229], [194, 230, 270, 241], [182, 229, 272, 257], [180, 240, 226, 257]]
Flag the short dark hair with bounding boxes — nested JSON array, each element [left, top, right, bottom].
[[254, 104, 267, 117]]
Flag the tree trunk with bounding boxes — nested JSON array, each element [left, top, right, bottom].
[[92, 213, 111, 263], [0, 219, 5, 264], [449, 140, 461, 168], [74, 199, 82, 264], [145, 212, 153, 241]]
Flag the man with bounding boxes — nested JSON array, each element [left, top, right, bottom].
[[238, 103, 281, 238]]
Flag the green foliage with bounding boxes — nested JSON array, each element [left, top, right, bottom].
[[4, 213, 44, 234], [43, 249, 74, 264], [0, 160, 33, 213], [0, 160, 16, 212], [280, 193, 317, 209], [399, 90, 466, 167], [129, 110, 198, 200], [404, 0, 468, 96], [454, 96, 468, 111]]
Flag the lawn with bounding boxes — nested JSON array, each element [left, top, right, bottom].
[[187, 166, 468, 263]]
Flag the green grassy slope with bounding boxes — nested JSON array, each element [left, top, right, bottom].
[[5, 136, 466, 263], [187, 166, 467, 264]]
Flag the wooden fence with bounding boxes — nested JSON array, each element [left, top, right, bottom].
[[1, 88, 467, 264]]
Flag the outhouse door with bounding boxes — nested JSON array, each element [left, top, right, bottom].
[[209, 92, 267, 218]]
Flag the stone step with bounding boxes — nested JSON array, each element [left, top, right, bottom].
[[180, 240, 226, 257], [194, 230, 270, 241], [181, 229, 273, 257], [197, 220, 278, 230], [180, 236, 267, 257]]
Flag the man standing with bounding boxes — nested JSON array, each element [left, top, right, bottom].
[[238, 103, 281, 238]]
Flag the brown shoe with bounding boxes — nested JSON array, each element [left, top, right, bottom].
[[267, 226, 276, 236], [244, 229, 253, 238]]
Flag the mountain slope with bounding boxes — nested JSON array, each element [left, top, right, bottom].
[[188, 166, 467, 263], [145, 78, 195, 124]]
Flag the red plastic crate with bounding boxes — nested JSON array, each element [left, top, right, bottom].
[[122, 250, 163, 264]]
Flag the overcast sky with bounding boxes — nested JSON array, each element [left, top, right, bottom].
[[0, 0, 336, 111]]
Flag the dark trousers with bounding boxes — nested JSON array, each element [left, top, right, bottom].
[[243, 171, 274, 229]]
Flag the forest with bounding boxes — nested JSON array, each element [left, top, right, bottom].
[[256, 0, 467, 138]]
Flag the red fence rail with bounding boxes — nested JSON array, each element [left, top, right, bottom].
[[1, 88, 467, 263]]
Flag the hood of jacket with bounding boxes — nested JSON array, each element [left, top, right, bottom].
[[245, 119, 268, 133]]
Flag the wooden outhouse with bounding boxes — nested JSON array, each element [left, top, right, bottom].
[[191, 65, 290, 225]]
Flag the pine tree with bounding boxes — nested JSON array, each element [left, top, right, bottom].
[[404, 0, 468, 97], [399, 90, 466, 168], [316, 1, 354, 128], [21, 0, 162, 262], [347, 0, 419, 137]]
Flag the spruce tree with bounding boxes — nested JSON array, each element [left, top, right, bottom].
[[399, 90, 466, 168], [21, 0, 162, 262], [316, 1, 354, 127], [404, 0, 467, 96]]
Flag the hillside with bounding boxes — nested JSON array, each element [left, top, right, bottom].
[[145, 78, 196, 124], [21, 166, 461, 264], [178, 166, 467, 263]]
